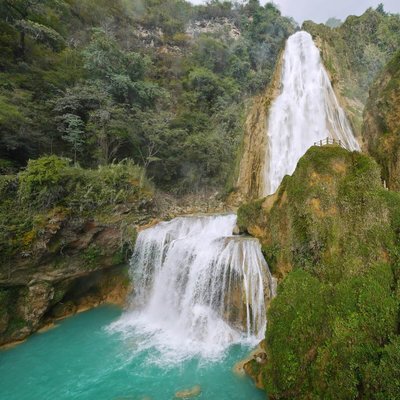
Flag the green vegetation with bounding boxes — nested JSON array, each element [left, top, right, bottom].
[[325, 17, 342, 28], [363, 50, 400, 191], [82, 244, 104, 270], [0, 0, 295, 193], [0, 155, 151, 267], [238, 146, 400, 399]]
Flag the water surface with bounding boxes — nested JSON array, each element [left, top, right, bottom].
[[0, 306, 265, 400]]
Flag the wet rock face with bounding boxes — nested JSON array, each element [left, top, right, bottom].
[[18, 283, 55, 331], [236, 52, 283, 201], [363, 51, 400, 191], [0, 210, 141, 347], [0, 265, 131, 346]]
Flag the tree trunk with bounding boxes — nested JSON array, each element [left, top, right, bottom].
[[19, 31, 26, 60]]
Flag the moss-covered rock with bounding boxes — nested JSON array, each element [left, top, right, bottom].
[[363, 50, 400, 191], [238, 146, 400, 399], [239, 146, 396, 281]]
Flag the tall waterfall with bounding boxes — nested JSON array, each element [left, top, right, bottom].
[[263, 31, 360, 195], [110, 214, 275, 362]]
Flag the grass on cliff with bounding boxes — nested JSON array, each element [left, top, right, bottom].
[[238, 146, 400, 400], [0, 155, 152, 267]]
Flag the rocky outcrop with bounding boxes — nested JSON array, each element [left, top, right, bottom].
[[186, 18, 240, 40], [238, 146, 400, 399], [0, 201, 154, 347], [235, 52, 283, 201], [175, 385, 202, 398], [238, 146, 392, 281], [363, 51, 400, 191]]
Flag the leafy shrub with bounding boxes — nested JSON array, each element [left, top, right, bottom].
[[18, 156, 70, 208], [17, 156, 149, 211]]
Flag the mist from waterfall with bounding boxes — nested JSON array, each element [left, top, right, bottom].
[[109, 214, 274, 363], [263, 31, 360, 195]]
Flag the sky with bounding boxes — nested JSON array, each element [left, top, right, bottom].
[[189, 0, 400, 24]]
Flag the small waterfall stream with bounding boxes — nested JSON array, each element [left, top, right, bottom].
[[110, 214, 275, 362], [264, 31, 360, 195]]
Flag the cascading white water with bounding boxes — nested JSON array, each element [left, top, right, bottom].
[[264, 31, 360, 195], [110, 214, 274, 363]]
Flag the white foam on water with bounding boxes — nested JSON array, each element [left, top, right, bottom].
[[109, 215, 274, 364]]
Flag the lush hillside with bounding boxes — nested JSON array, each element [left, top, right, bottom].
[[238, 146, 400, 399], [0, 0, 295, 193], [304, 6, 400, 137], [363, 50, 400, 191]]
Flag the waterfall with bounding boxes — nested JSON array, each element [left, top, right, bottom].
[[263, 31, 360, 195], [110, 214, 275, 362]]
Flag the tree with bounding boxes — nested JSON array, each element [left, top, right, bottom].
[[83, 28, 163, 108], [3, 0, 65, 58], [376, 3, 386, 15], [60, 114, 85, 164], [325, 17, 342, 28]]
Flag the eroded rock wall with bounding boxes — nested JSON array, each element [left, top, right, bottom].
[[236, 53, 283, 200], [0, 205, 152, 347], [363, 51, 400, 191]]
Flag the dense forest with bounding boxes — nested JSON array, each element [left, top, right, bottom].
[[0, 0, 295, 193]]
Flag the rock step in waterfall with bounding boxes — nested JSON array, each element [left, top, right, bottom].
[[264, 31, 360, 195], [110, 214, 275, 362]]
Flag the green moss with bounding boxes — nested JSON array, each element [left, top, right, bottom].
[[111, 249, 125, 266], [0, 155, 152, 271], [82, 244, 104, 270], [240, 146, 400, 399], [237, 198, 264, 231]]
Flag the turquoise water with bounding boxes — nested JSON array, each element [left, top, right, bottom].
[[0, 306, 265, 400]]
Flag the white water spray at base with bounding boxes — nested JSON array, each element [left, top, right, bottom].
[[110, 215, 274, 363], [264, 31, 360, 195]]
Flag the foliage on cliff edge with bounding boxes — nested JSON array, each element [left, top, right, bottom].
[[0, 155, 152, 269]]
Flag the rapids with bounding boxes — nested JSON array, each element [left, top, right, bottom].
[[109, 214, 275, 363]]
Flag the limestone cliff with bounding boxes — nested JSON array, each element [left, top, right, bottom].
[[235, 53, 283, 200], [363, 51, 400, 191], [0, 203, 153, 347]]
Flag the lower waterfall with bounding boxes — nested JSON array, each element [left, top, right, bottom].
[[110, 214, 275, 363]]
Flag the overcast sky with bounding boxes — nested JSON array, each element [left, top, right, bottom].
[[189, 0, 400, 24]]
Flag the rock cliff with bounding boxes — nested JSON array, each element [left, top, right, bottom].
[[363, 51, 400, 191], [235, 52, 283, 200], [0, 202, 152, 347]]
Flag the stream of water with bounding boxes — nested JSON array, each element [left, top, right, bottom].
[[263, 31, 360, 195]]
